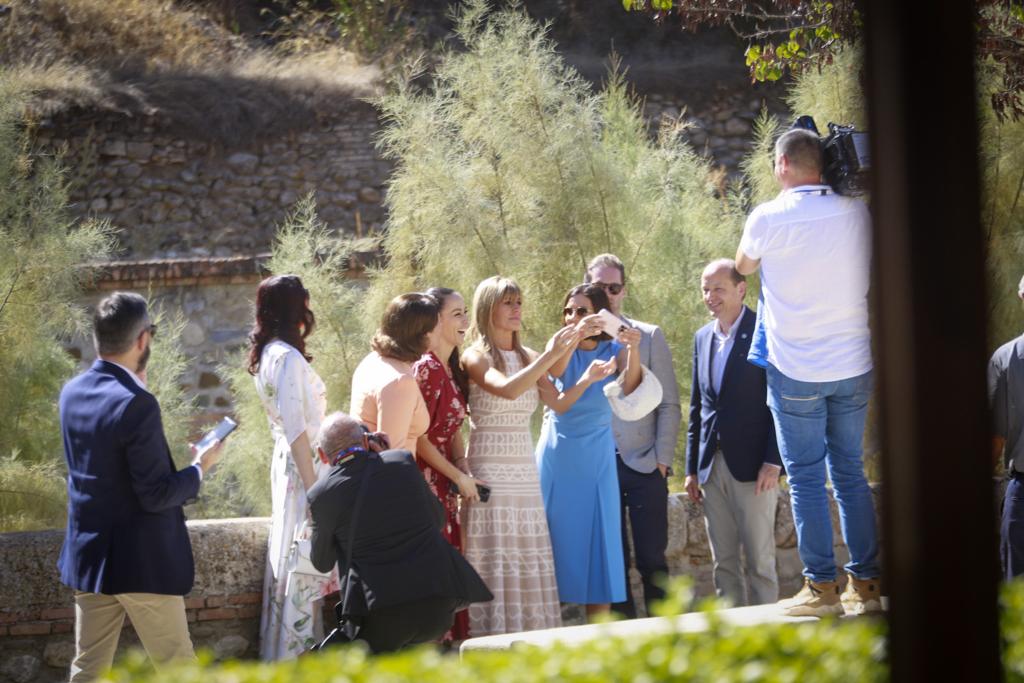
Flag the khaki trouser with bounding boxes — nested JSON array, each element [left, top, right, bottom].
[[70, 591, 196, 682], [702, 454, 780, 606]]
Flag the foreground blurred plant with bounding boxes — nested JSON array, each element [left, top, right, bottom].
[[102, 573, 894, 682]]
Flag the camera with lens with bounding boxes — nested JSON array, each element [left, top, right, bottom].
[[792, 115, 870, 196]]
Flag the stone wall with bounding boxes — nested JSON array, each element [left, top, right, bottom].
[[0, 488, 872, 681], [0, 519, 268, 683], [641, 85, 791, 179], [66, 264, 261, 419], [35, 101, 390, 260]]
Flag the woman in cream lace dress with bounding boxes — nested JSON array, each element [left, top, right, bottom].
[[460, 276, 592, 636]]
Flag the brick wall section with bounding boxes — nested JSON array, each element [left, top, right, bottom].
[[0, 519, 268, 683]]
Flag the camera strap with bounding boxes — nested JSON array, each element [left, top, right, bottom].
[[336, 454, 379, 616]]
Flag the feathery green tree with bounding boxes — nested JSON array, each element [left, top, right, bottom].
[[197, 197, 369, 518], [0, 72, 115, 531], [371, 2, 745, 472]]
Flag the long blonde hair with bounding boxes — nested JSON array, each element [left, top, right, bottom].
[[468, 276, 530, 374]]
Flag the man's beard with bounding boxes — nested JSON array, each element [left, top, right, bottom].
[[137, 343, 151, 374]]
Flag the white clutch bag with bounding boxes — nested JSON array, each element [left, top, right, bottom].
[[603, 363, 663, 421], [288, 520, 333, 580]]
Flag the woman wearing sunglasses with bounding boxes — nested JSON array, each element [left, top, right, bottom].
[[535, 283, 642, 620]]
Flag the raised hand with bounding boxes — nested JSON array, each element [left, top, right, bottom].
[[617, 326, 642, 349], [582, 356, 617, 384], [575, 314, 604, 339], [550, 324, 582, 354]]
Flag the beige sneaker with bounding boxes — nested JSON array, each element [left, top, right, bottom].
[[779, 579, 843, 617], [841, 575, 883, 615]]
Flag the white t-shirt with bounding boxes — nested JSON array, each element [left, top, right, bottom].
[[739, 185, 872, 383]]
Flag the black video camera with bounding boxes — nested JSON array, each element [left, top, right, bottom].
[[792, 115, 870, 196]]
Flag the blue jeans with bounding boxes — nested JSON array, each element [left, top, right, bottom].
[[766, 365, 879, 583], [1001, 476, 1024, 580]]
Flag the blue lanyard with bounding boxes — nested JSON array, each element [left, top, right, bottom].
[[331, 446, 366, 467]]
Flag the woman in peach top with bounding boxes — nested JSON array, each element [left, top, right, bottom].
[[350, 292, 438, 452]]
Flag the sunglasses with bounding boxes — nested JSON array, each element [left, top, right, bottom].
[[140, 323, 158, 339], [592, 282, 624, 295], [563, 306, 592, 317]]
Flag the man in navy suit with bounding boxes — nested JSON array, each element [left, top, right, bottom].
[[685, 259, 782, 606], [58, 292, 222, 681]]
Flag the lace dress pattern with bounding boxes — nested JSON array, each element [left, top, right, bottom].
[[463, 349, 562, 636]]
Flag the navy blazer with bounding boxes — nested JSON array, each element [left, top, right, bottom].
[[685, 306, 782, 484], [57, 360, 200, 596]]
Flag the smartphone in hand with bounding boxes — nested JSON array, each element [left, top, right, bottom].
[[195, 416, 238, 456], [596, 308, 627, 338], [448, 480, 492, 502]]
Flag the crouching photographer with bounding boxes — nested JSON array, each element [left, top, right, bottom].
[[307, 412, 492, 653]]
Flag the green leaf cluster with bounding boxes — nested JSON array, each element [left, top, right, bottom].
[[98, 575, 888, 682], [0, 71, 115, 531]]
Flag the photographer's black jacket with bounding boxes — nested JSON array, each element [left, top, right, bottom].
[[308, 449, 492, 616]]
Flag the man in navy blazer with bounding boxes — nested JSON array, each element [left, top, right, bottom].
[[59, 292, 221, 681], [685, 260, 782, 606]]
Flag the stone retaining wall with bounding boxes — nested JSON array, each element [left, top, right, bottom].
[[0, 519, 268, 683], [0, 488, 872, 681], [34, 101, 390, 260]]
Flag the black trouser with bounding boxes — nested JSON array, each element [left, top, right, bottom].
[[356, 596, 458, 654], [612, 456, 669, 618]]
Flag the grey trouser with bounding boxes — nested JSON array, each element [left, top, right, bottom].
[[702, 454, 779, 606]]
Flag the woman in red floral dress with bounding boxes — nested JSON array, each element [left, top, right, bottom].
[[413, 287, 484, 641]]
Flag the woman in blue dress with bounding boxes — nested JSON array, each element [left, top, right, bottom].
[[536, 283, 642, 619]]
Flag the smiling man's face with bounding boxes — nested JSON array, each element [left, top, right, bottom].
[[701, 264, 745, 323]]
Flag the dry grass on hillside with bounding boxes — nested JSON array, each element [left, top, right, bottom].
[[0, 0, 243, 70], [11, 50, 382, 146], [0, 0, 384, 146]]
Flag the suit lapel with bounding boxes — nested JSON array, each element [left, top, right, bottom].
[[698, 326, 717, 401], [717, 306, 754, 401]]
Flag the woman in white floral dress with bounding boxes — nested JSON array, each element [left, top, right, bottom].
[[248, 275, 339, 660]]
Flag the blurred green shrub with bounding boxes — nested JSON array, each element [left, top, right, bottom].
[[101, 576, 891, 682]]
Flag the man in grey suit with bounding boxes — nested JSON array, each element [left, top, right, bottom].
[[585, 254, 682, 618]]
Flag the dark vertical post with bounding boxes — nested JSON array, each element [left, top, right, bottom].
[[860, 1, 1001, 680]]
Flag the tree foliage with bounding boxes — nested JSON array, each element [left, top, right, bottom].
[[622, 0, 1024, 121], [196, 197, 369, 518], [0, 71, 115, 530], [372, 1, 745, 472]]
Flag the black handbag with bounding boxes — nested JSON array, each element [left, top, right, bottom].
[[312, 454, 378, 651]]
